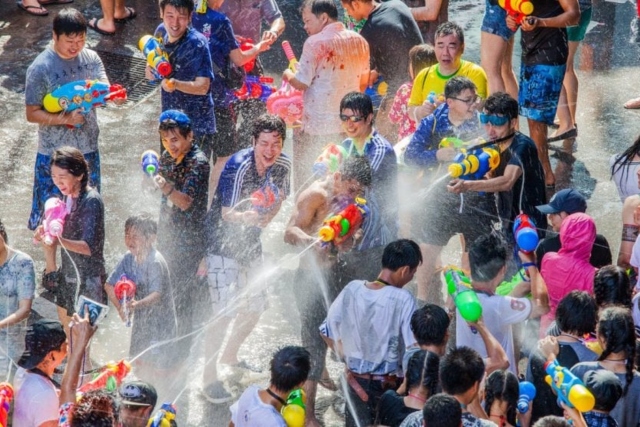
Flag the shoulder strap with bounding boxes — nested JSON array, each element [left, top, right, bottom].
[[421, 66, 432, 92]]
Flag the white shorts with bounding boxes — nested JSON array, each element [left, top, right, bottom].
[[206, 255, 266, 316]]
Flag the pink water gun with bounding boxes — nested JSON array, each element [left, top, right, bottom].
[[282, 40, 298, 72], [0, 383, 13, 427], [39, 198, 68, 245], [114, 276, 137, 327]]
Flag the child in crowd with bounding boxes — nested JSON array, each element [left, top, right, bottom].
[[422, 394, 463, 427], [483, 370, 519, 427], [582, 369, 623, 427]]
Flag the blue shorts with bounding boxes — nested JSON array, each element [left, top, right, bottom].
[[29, 151, 101, 230], [481, 0, 516, 41], [519, 64, 566, 125]]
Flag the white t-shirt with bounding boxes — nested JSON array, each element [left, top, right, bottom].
[[632, 293, 640, 337], [456, 292, 531, 375], [230, 385, 286, 427], [609, 154, 640, 203], [13, 370, 59, 427], [321, 280, 417, 375]]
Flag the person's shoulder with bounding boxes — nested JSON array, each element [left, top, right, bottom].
[[11, 249, 35, 265], [227, 147, 254, 169], [372, 131, 394, 150], [570, 360, 600, 375], [398, 409, 423, 427], [274, 152, 292, 169], [83, 188, 105, 207], [460, 60, 487, 76], [185, 27, 209, 47]]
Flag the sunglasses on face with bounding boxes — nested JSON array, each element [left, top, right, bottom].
[[479, 113, 510, 126], [339, 114, 365, 123]]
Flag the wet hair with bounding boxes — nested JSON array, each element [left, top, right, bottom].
[[597, 306, 637, 395], [434, 21, 464, 45], [340, 91, 374, 120], [339, 156, 372, 188], [0, 218, 7, 244], [483, 92, 519, 121], [594, 265, 632, 309], [341, 0, 371, 6], [611, 133, 640, 187], [444, 76, 476, 100], [533, 416, 572, 427], [70, 390, 118, 427], [125, 213, 158, 238], [410, 304, 450, 347], [405, 350, 439, 396], [159, 0, 194, 14], [53, 8, 87, 37], [270, 346, 311, 392], [409, 44, 437, 78], [439, 346, 485, 396], [468, 234, 507, 282], [252, 114, 286, 142], [423, 393, 462, 427], [51, 146, 90, 192], [483, 370, 519, 426], [302, 0, 338, 20], [381, 239, 422, 271], [555, 291, 597, 336]]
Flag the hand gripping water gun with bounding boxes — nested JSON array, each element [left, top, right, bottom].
[[318, 197, 369, 246], [444, 266, 482, 323], [427, 91, 445, 105], [147, 403, 177, 427], [39, 197, 68, 245], [266, 83, 304, 126], [114, 275, 137, 327], [544, 359, 595, 412], [439, 137, 465, 149], [43, 80, 127, 127], [498, 0, 534, 26], [141, 150, 160, 177], [234, 76, 276, 102], [0, 383, 13, 427], [282, 40, 299, 72], [239, 38, 257, 73], [78, 360, 132, 394], [448, 144, 500, 180], [513, 213, 538, 253], [281, 388, 306, 427], [365, 76, 388, 109], [313, 144, 348, 175], [517, 381, 536, 414], [139, 35, 173, 80], [251, 181, 280, 214]]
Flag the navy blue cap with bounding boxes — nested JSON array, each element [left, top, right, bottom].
[[536, 189, 587, 215], [159, 110, 190, 126]]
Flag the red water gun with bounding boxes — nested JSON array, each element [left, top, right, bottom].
[[498, 0, 534, 26], [318, 198, 369, 246], [0, 383, 13, 427], [251, 181, 280, 214], [234, 76, 275, 102], [114, 275, 137, 327], [238, 37, 256, 73], [78, 360, 131, 393]]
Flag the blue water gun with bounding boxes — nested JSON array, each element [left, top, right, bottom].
[[513, 213, 538, 253], [141, 150, 160, 177], [365, 76, 388, 109], [544, 359, 595, 412], [517, 381, 536, 413], [147, 403, 177, 427]]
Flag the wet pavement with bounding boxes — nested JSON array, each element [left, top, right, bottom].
[[1, 0, 640, 425]]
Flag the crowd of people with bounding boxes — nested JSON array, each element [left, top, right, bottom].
[[4, 0, 640, 425]]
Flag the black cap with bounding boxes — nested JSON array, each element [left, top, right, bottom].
[[18, 319, 66, 370], [119, 381, 158, 408], [536, 189, 587, 215], [584, 370, 623, 412]]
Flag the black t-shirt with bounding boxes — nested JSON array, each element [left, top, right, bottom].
[[376, 390, 420, 427], [536, 233, 613, 269], [360, 0, 424, 93], [495, 133, 547, 236], [521, 0, 568, 65], [389, 0, 448, 44]]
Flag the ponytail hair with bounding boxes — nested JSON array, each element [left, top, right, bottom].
[[483, 370, 519, 426], [405, 350, 440, 398], [597, 306, 637, 395]]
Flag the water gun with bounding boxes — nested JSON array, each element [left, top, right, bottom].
[[365, 76, 388, 109], [282, 40, 299, 72], [496, 269, 528, 296], [498, 0, 534, 26], [251, 181, 280, 214], [43, 80, 127, 127], [318, 197, 369, 246], [517, 381, 536, 414], [444, 266, 482, 323], [141, 150, 160, 177], [234, 76, 275, 102], [281, 388, 306, 427], [238, 37, 256, 72], [39, 197, 68, 245], [427, 91, 445, 105], [544, 359, 595, 412], [266, 82, 304, 126], [448, 145, 500, 180], [439, 137, 465, 149], [0, 383, 13, 427], [78, 360, 131, 394], [313, 144, 348, 175], [139, 35, 173, 80], [147, 403, 177, 427], [114, 275, 137, 327], [513, 213, 538, 253]]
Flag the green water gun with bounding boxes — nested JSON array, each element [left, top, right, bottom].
[[444, 266, 482, 322]]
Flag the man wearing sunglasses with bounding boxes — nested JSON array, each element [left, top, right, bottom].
[[448, 92, 547, 244]]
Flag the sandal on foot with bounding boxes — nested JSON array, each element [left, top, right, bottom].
[[114, 6, 136, 23], [547, 127, 577, 143], [38, 0, 72, 5], [17, 2, 49, 16], [87, 18, 115, 36]]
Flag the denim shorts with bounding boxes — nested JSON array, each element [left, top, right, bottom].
[[519, 63, 566, 125], [481, 0, 516, 41], [567, 7, 592, 42]]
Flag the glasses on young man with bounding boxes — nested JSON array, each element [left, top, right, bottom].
[[450, 95, 481, 106], [479, 113, 510, 126], [339, 114, 364, 123]]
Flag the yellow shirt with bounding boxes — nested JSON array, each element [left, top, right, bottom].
[[408, 60, 488, 106]]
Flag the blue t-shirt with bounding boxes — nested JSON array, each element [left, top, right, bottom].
[[206, 148, 291, 265], [154, 25, 216, 136], [192, 8, 240, 107]]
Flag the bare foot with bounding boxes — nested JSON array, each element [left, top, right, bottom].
[[624, 97, 640, 109]]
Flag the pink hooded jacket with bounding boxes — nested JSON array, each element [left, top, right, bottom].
[[540, 213, 597, 334]]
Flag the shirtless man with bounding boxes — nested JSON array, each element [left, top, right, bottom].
[[284, 155, 372, 427]]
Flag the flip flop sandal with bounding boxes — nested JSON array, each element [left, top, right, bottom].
[[17, 2, 49, 15], [114, 6, 137, 23], [88, 18, 115, 36], [38, 0, 73, 5]]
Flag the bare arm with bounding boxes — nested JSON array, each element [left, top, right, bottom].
[[59, 313, 96, 405], [282, 69, 309, 91], [162, 76, 210, 96], [26, 105, 85, 127], [472, 318, 510, 374], [155, 176, 194, 211], [521, 0, 580, 29], [57, 236, 92, 256], [617, 195, 640, 268], [410, 0, 444, 21], [229, 40, 271, 67], [0, 299, 32, 329], [132, 291, 161, 309], [284, 189, 325, 246], [525, 260, 550, 319], [449, 164, 522, 194]]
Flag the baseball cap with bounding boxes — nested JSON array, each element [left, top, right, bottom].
[[159, 110, 191, 127], [536, 188, 587, 215], [583, 369, 623, 412], [18, 319, 67, 370], [119, 381, 158, 408]]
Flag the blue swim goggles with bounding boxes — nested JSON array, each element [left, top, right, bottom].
[[479, 113, 509, 126]]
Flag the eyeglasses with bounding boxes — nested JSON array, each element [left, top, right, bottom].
[[450, 95, 481, 106], [479, 113, 509, 126], [340, 114, 364, 123]]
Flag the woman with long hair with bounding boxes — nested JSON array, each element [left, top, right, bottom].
[[610, 134, 640, 203]]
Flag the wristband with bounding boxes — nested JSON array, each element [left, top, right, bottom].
[[521, 262, 536, 269], [165, 186, 174, 197]]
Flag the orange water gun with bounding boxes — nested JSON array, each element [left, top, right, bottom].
[[78, 360, 131, 393], [318, 198, 369, 246], [0, 383, 13, 427]]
